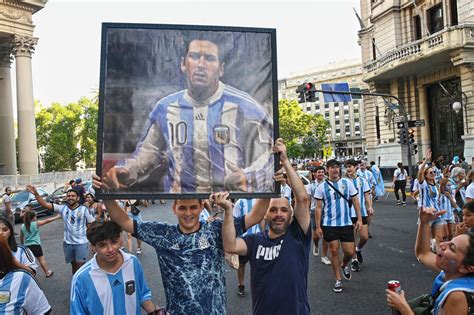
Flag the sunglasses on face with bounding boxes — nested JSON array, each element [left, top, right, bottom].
[[427, 171, 435, 175]]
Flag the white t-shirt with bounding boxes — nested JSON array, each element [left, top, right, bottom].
[[465, 182, 474, 200], [393, 168, 408, 180], [1, 194, 11, 212]]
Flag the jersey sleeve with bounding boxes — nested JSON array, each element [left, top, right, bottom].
[[53, 203, 63, 215], [133, 221, 167, 250], [289, 216, 312, 243], [70, 275, 88, 315], [362, 178, 371, 194], [22, 274, 51, 315], [348, 180, 358, 197], [19, 247, 38, 273], [232, 200, 243, 217], [133, 257, 152, 304], [314, 183, 325, 200], [241, 233, 256, 258]]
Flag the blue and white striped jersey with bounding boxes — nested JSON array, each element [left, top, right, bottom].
[[314, 178, 358, 227], [199, 208, 211, 222], [53, 203, 95, 244], [0, 269, 51, 314], [70, 250, 151, 315], [357, 169, 377, 188], [417, 181, 441, 211], [233, 199, 261, 236], [307, 179, 325, 211], [439, 190, 455, 221], [349, 176, 371, 218], [119, 82, 274, 193], [280, 184, 292, 205], [12, 246, 37, 273]]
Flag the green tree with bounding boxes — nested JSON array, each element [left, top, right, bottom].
[[36, 97, 98, 172], [278, 99, 328, 158]]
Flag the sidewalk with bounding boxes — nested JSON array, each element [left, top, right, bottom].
[[383, 180, 412, 196]]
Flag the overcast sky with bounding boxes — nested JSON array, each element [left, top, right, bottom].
[[21, 0, 361, 106]]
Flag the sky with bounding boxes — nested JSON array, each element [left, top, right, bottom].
[[19, 0, 362, 107]]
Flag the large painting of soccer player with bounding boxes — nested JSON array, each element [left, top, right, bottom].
[[97, 23, 279, 199]]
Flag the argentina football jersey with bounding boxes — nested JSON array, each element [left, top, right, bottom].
[[315, 178, 358, 227], [118, 82, 274, 193], [54, 204, 95, 244], [349, 177, 371, 217]]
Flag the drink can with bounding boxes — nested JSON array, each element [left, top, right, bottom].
[[387, 280, 401, 294]]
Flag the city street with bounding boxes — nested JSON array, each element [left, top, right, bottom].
[[20, 194, 437, 315]]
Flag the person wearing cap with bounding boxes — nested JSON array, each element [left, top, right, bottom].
[[314, 159, 362, 293], [26, 185, 95, 274]]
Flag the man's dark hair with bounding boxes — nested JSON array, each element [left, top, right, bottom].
[[345, 159, 358, 167], [370, 161, 376, 165], [313, 166, 325, 172], [463, 201, 474, 214], [87, 221, 122, 246], [69, 180, 75, 185], [183, 32, 230, 65], [66, 189, 80, 197], [326, 159, 340, 168]]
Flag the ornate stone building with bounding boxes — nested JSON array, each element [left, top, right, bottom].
[[359, 0, 474, 168], [278, 59, 367, 158], [0, 0, 46, 175]]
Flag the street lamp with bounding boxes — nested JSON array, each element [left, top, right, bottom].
[[452, 101, 462, 114], [439, 82, 469, 133]]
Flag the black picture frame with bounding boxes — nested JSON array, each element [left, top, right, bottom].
[[96, 22, 280, 200]]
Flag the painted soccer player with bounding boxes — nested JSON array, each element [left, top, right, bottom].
[[103, 33, 273, 193]]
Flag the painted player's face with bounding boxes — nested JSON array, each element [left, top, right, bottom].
[[181, 40, 224, 99], [265, 198, 291, 235], [66, 191, 80, 207], [0, 223, 11, 240], [173, 199, 203, 233], [435, 234, 473, 275], [93, 237, 122, 264], [463, 209, 474, 228]]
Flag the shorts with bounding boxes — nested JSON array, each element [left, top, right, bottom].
[[321, 226, 355, 243], [431, 218, 447, 227], [63, 242, 90, 264], [238, 255, 249, 265], [351, 217, 368, 225], [26, 244, 43, 257]]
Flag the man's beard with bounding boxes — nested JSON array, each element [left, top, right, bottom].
[[268, 219, 289, 235]]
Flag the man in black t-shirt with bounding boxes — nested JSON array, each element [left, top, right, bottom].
[[222, 138, 311, 314]]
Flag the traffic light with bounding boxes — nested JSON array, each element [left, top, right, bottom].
[[411, 144, 418, 155], [296, 84, 306, 103], [304, 82, 316, 102], [407, 128, 415, 144], [398, 128, 408, 145]]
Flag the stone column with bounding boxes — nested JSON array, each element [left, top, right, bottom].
[[13, 35, 38, 175], [0, 41, 17, 175]]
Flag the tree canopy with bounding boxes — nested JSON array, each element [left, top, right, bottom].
[[35, 97, 98, 172], [278, 99, 328, 158]]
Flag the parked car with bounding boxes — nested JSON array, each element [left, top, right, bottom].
[[46, 186, 67, 205], [11, 188, 52, 223]]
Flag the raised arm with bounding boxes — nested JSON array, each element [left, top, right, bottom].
[[415, 207, 445, 271], [274, 138, 310, 233], [219, 192, 248, 255], [417, 149, 432, 184], [37, 214, 61, 227], [26, 185, 53, 211], [92, 175, 134, 233]]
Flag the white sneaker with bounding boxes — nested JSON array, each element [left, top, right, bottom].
[[312, 246, 319, 256], [136, 248, 142, 255], [321, 256, 331, 265]]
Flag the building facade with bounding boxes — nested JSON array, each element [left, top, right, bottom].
[[0, 0, 46, 175], [278, 59, 367, 158], [359, 0, 474, 168]]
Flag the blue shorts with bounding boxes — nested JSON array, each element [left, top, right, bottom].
[[431, 218, 447, 227], [63, 242, 90, 264]]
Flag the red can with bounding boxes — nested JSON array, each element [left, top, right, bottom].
[[387, 280, 401, 294]]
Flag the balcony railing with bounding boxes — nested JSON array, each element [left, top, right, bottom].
[[363, 24, 474, 74]]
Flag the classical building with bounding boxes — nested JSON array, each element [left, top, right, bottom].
[[278, 59, 367, 158], [359, 0, 474, 168], [0, 0, 46, 175]]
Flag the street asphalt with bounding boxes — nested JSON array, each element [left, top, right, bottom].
[[18, 193, 437, 314]]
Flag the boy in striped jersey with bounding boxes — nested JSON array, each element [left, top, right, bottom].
[[70, 221, 159, 314], [103, 34, 273, 194], [344, 159, 374, 272], [315, 159, 362, 293]]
